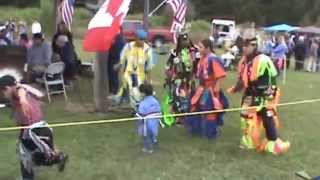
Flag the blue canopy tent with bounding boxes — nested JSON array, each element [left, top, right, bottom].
[[263, 24, 300, 32]]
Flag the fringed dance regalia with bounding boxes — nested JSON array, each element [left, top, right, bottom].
[[162, 34, 199, 127], [229, 50, 290, 155], [189, 53, 229, 138], [115, 41, 153, 109]]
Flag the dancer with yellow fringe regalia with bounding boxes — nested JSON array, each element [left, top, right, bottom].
[[228, 38, 290, 155], [110, 29, 153, 109]]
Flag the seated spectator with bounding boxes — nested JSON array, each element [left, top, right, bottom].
[[26, 22, 52, 83], [54, 35, 78, 84], [52, 22, 74, 54], [16, 21, 31, 49], [0, 23, 11, 46], [17, 33, 31, 49]]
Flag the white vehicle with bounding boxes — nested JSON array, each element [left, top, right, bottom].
[[210, 18, 236, 47]]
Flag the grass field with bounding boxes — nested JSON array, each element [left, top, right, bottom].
[[0, 5, 320, 180], [0, 55, 320, 180]]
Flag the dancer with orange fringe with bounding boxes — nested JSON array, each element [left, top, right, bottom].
[[228, 38, 290, 155]]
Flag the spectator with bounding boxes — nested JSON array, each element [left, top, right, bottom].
[[317, 39, 320, 72], [307, 38, 318, 72], [108, 29, 126, 95], [27, 22, 52, 83], [5, 20, 16, 43], [17, 33, 31, 49], [55, 35, 78, 84], [15, 21, 31, 49], [271, 35, 288, 73], [285, 35, 295, 69], [235, 35, 244, 55], [18, 21, 28, 35], [52, 22, 74, 54], [294, 36, 307, 71], [0, 23, 11, 45], [220, 48, 235, 70]]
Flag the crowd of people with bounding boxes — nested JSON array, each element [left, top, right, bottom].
[[0, 20, 79, 85], [257, 33, 320, 73], [3, 21, 316, 179]]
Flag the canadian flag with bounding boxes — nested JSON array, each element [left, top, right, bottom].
[[83, 0, 131, 52]]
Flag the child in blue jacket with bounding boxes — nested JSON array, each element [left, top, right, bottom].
[[136, 83, 162, 153]]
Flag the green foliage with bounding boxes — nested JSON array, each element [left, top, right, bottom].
[[126, 14, 143, 20], [40, 0, 54, 35], [149, 15, 171, 27], [132, 0, 320, 26], [189, 20, 211, 41], [0, 0, 39, 7], [0, 6, 40, 24]]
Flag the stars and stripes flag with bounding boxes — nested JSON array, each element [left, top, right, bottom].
[[61, 0, 75, 30], [166, 0, 188, 43], [83, 0, 131, 52]]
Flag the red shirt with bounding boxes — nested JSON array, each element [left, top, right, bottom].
[[12, 87, 43, 126]]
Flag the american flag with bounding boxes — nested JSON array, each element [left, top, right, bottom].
[[61, 0, 75, 30], [166, 0, 187, 43]]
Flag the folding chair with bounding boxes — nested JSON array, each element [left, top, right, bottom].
[[36, 62, 67, 103]]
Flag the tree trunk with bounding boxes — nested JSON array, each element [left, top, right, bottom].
[[94, 52, 109, 112], [53, 0, 58, 32]]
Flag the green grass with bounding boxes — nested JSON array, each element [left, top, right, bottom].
[[0, 5, 319, 180], [1, 54, 320, 180]]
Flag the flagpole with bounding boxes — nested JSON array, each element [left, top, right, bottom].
[[143, 0, 150, 30], [148, 0, 168, 17]]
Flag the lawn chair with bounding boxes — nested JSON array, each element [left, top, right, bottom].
[[36, 62, 68, 103]]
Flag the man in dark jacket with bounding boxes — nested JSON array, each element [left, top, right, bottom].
[[294, 36, 307, 71], [108, 30, 126, 94], [55, 35, 78, 84]]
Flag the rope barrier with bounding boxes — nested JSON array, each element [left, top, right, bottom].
[[0, 98, 320, 132]]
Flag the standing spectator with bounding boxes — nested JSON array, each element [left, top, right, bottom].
[[294, 36, 307, 71], [285, 35, 295, 69], [54, 35, 78, 85], [27, 22, 52, 83], [307, 38, 318, 72], [108, 29, 126, 95], [317, 39, 320, 72], [220, 48, 235, 70], [235, 35, 244, 55], [271, 35, 288, 73], [304, 36, 312, 70]]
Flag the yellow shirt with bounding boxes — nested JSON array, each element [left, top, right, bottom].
[[120, 42, 152, 78]]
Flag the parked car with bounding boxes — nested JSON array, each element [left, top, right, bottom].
[[122, 20, 174, 48]]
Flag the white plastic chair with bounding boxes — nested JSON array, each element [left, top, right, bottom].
[[37, 62, 67, 103]]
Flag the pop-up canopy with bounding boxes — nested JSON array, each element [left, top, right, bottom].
[[263, 24, 300, 32]]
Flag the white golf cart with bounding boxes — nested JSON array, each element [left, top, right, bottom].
[[210, 18, 236, 47]]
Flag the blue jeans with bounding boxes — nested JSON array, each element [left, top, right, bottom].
[[138, 119, 159, 151]]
